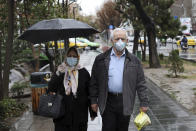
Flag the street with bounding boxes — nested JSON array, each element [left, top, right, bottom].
[[126, 41, 196, 61], [10, 49, 196, 131]]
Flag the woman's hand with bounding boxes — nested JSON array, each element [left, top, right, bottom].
[[49, 92, 56, 95]]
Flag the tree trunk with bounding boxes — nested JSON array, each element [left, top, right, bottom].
[[147, 29, 160, 68], [62, 0, 65, 15], [0, 32, 3, 100], [45, 43, 55, 73], [54, 41, 60, 72], [31, 43, 40, 72], [2, 0, 14, 98], [24, 1, 41, 72], [142, 32, 147, 61], [132, 0, 161, 68], [65, 0, 69, 18], [133, 29, 140, 55], [64, 39, 69, 53]]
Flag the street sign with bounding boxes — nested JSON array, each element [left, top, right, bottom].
[[109, 25, 114, 30], [174, 16, 178, 20]]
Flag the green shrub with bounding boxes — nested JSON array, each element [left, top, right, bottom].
[[159, 53, 164, 60], [168, 50, 184, 77], [0, 99, 27, 129], [10, 82, 30, 97], [0, 99, 27, 120]]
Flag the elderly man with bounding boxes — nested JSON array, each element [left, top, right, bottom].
[[89, 28, 149, 131]]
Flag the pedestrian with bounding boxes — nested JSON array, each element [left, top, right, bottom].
[[181, 35, 188, 51], [89, 28, 149, 131], [48, 47, 97, 131]]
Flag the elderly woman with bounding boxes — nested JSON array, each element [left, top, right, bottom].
[[48, 47, 96, 131]]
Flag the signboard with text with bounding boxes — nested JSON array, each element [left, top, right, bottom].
[[180, 18, 192, 34]]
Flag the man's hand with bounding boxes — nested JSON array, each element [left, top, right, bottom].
[[91, 116, 96, 121], [140, 107, 148, 112], [91, 104, 98, 113]]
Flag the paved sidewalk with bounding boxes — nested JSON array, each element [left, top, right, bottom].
[[9, 50, 196, 131]]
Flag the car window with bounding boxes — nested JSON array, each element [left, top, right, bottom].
[[187, 36, 194, 39]]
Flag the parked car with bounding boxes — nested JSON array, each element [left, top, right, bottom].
[[69, 38, 88, 48], [138, 37, 145, 44], [51, 39, 88, 49], [176, 36, 196, 48], [77, 38, 100, 50], [138, 37, 159, 46], [166, 38, 173, 43], [128, 36, 134, 42]]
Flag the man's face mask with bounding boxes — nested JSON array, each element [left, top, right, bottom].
[[114, 39, 126, 52]]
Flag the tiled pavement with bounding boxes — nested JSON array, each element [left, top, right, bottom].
[[129, 78, 196, 131], [9, 50, 196, 131]]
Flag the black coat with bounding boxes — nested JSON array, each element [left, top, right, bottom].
[[48, 68, 96, 129], [89, 48, 149, 115]]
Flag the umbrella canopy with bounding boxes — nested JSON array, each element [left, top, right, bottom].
[[18, 18, 99, 44]]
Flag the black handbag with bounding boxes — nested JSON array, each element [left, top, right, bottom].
[[38, 93, 65, 119]]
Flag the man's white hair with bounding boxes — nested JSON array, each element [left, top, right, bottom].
[[110, 28, 128, 40]]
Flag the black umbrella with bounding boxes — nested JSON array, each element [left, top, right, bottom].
[[18, 18, 99, 43]]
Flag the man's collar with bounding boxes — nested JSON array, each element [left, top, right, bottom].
[[103, 47, 132, 61], [111, 47, 125, 57]]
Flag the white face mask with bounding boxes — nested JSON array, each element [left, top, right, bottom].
[[114, 39, 126, 52]]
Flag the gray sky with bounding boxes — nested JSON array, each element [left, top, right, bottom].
[[77, 0, 107, 15]]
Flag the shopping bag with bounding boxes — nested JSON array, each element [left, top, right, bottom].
[[134, 111, 151, 131]]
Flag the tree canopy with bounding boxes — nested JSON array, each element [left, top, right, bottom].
[[0, 0, 98, 100], [96, 1, 122, 32]]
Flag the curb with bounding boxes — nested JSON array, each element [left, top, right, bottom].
[[181, 58, 196, 63]]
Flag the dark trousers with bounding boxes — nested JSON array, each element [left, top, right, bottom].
[[102, 93, 130, 131], [55, 122, 87, 131]]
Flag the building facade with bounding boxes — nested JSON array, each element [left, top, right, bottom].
[[170, 0, 192, 18], [170, 0, 196, 34]]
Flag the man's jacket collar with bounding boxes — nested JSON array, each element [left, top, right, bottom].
[[103, 47, 132, 61]]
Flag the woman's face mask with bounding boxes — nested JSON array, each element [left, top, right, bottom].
[[66, 57, 78, 67], [66, 50, 79, 67]]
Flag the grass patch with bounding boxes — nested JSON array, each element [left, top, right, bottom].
[[186, 74, 196, 80], [182, 59, 196, 72], [142, 55, 169, 67], [142, 55, 196, 78], [142, 60, 149, 67], [170, 92, 177, 99], [183, 60, 196, 66], [192, 88, 196, 91], [194, 92, 196, 96], [165, 74, 187, 79]]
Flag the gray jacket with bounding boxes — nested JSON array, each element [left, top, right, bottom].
[[89, 48, 149, 115]]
